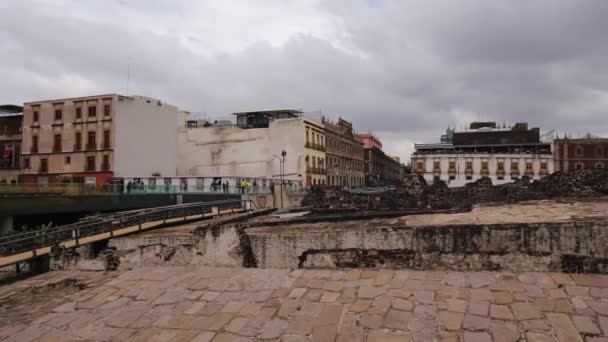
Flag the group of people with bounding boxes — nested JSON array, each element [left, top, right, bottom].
[[0, 178, 17, 185], [126, 179, 145, 193]]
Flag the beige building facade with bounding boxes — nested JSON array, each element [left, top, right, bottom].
[[178, 110, 326, 186], [323, 117, 364, 187], [21, 95, 180, 184]]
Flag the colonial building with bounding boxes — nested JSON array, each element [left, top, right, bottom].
[[178, 109, 327, 186], [322, 117, 364, 187], [0, 105, 23, 182], [20, 95, 180, 185], [554, 136, 608, 171], [360, 133, 402, 186], [412, 122, 553, 187]]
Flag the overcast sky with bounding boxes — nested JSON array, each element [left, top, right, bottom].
[[2, 0, 608, 161]]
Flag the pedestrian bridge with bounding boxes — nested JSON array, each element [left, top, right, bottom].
[[0, 199, 254, 269]]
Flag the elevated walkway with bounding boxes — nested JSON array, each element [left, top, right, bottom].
[[0, 199, 254, 268]]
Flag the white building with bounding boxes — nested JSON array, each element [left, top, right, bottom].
[[412, 122, 554, 187], [177, 109, 327, 186]]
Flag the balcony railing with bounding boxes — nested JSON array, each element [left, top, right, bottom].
[[465, 168, 473, 174], [74, 144, 82, 151], [511, 170, 520, 175], [86, 144, 97, 151], [53, 145, 62, 153], [39, 166, 48, 173], [540, 169, 548, 175], [448, 168, 457, 174], [101, 163, 110, 171], [525, 169, 534, 175], [497, 169, 505, 175], [433, 168, 441, 174], [103, 142, 111, 149], [305, 142, 325, 152], [481, 169, 489, 175], [30, 146, 38, 153]]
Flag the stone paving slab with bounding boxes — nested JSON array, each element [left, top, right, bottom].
[[0, 267, 607, 341]]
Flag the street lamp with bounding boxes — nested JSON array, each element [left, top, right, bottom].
[[273, 151, 287, 208]]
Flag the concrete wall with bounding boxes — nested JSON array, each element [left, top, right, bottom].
[[177, 116, 326, 184], [0, 193, 240, 216], [247, 220, 608, 272], [114, 96, 179, 178]]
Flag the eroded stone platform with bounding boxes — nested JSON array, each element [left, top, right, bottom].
[[1, 266, 608, 341]]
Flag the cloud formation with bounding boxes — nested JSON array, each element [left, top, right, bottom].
[[1, 0, 608, 160]]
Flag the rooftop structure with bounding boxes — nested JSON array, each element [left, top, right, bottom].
[[233, 109, 303, 129]]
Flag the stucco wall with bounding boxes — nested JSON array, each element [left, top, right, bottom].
[[177, 117, 326, 184], [114, 96, 179, 178]]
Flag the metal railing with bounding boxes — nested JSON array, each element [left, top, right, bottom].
[[0, 199, 253, 259]]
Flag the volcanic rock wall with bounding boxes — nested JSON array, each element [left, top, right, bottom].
[[302, 169, 608, 210]]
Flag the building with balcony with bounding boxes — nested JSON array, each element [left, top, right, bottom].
[[323, 117, 364, 187], [177, 109, 327, 186], [20, 95, 180, 185], [412, 122, 554, 187], [554, 136, 608, 171], [0, 105, 23, 182], [360, 133, 402, 186]]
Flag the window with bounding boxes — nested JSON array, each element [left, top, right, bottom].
[[416, 162, 423, 172], [65, 156, 71, 165], [104, 104, 111, 116], [597, 147, 604, 158], [40, 158, 48, 173], [31, 136, 38, 153], [86, 156, 96, 171], [498, 162, 504, 171], [75, 132, 82, 150], [76, 107, 82, 119], [449, 175, 455, 180], [88, 106, 96, 117], [466, 175, 472, 180], [103, 130, 110, 149], [24, 157, 30, 169], [53, 134, 62, 152], [481, 162, 488, 170], [575, 163, 584, 170], [576, 146, 583, 157], [540, 163, 547, 170], [526, 163, 533, 171], [433, 175, 440, 182], [466, 161, 473, 170], [54, 109, 62, 121], [102, 155, 110, 171], [511, 162, 519, 171], [87, 131, 96, 149], [433, 161, 440, 170], [33, 110, 39, 123]]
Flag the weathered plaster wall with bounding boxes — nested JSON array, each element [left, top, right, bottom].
[[247, 220, 608, 272]]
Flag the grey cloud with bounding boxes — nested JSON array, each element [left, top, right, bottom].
[[1, 0, 608, 162]]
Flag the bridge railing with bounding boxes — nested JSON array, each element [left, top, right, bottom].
[[0, 183, 277, 195], [0, 199, 252, 258]]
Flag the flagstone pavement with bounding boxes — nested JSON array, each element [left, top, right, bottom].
[[1, 266, 607, 341]]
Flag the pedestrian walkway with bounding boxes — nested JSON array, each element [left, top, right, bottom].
[[1, 267, 607, 341]]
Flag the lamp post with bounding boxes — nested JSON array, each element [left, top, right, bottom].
[[273, 151, 287, 208]]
